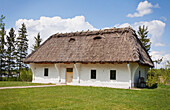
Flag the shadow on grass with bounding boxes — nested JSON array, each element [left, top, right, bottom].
[[147, 83, 158, 89], [136, 83, 158, 89]]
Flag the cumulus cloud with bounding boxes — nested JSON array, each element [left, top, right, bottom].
[[150, 51, 170, 68], [14, 16, 96, 53], [127, 1, 159, 17], [155, 43, 165, 47], [114, 20, 166, 47]]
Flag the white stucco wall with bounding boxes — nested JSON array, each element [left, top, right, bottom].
[[133, 65, 149, 86], [30, 63, 149, 89], [30, 64, 59, 83], [75, 63, 130, 88]]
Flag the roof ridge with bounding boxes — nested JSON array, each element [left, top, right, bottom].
[[53, 27, 135, 38]]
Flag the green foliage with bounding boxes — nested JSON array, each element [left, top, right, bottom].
[[0, 15, 6, 75], [137, 25, 151, 52], [166, 61, 170, 69], [0, 15, 5, 28], [147, 68, 170, 87], [20, 68, 32, 81], [0, 15, 31, 81], [0, 77, 19, 81], [146, 69, 158, 87], [16, 23, 28, 71], [32, 32, 42, 51], [6, 28, 16, 76]]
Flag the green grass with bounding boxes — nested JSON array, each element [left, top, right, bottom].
[[0, 84, 169, 110], [0, 81, 52, 87]]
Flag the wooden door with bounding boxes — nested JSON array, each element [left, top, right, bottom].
[[66, 68, 73, 83]]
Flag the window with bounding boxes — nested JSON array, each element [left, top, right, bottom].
[[44, 68, 48, 76], [93, 35, 105, 40], [139, 70, 141, 78], [69, 38, 75, 42], [67, 68, 73, 72], [91, 70, 96, 79], [110, 70, 116, 80]]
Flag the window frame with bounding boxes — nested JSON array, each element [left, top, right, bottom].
[[44, 68, 49, 76], [110, 70, 116, 80], [91, 70, 96, 79]]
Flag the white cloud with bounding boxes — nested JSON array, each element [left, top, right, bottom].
[[115, 20, 166, 47], [115, 23, 130, 28], [127, 1, 159, 17], [14, 16, 96, 53], [150, 51, 170, 68], [155, 43, 165, 47], [115, 20, 169, 68]]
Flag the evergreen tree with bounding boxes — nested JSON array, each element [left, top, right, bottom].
[[0, 15, 6, 76], [16, 23, 28, 72], [0, 15, 5, 27], [137, 25, 151, 52], [6, 28, 16, 76], [32, 33, 42, 51]]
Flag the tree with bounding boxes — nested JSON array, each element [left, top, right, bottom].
[[16, 23, 28, 72], [32, 33, 42, 51], [137, 25, 151, 52], [0, 15, 6, 76], [166, 61, 170, 69], [154, 57, 163, 69], [0, 15, 5, 28], [6, 28, 16, 76]]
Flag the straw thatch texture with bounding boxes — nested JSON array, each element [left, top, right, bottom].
[[24, 27, 154, 67]]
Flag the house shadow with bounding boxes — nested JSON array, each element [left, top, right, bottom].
[[135, 82, 158, 89], [147, 83, 158, 89]]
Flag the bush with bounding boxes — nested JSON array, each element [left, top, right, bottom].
[[146, 68, 170, 87], [0, 77, 19, 81], [146, 69, 158, 87], [0, 68, 32, 82], [20, 68, 32, 81]]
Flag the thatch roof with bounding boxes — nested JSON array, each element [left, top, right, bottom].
[[24, 27, 154, 67]]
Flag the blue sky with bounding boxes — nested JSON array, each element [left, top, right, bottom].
[[0, 0, 170, 67]]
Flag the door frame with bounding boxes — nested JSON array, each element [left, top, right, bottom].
[[66, 68, 73, 84]]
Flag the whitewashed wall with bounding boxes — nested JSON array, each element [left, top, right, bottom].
[[74, 63, 130, 88], [30, 63, 149, 89], [133, 65, 149, 86], [30, 64, 59, 83]]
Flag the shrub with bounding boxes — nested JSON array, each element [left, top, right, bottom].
[[0, 77, 19, 81], [146, 69, 158, 87], [20, 68, 32, 81], [146, 68, 170, 87]]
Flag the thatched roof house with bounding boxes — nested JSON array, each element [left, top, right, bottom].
[[24, 27, 153, 67], [25, 27, 153, 89]]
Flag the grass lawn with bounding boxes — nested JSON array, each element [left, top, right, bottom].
[[0, 84, 169, 110], [0, 81, 52, 87]]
